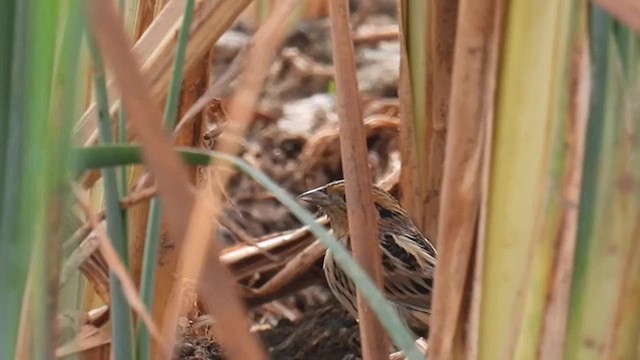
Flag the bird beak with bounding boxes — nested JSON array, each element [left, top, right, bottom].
[[297, 187, 331, 206]]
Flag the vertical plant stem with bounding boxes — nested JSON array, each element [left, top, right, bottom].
[[565, 5, 640, 359], [422, 0, 458, 241], [163, 0, 195, 130], [138, 0, 195, 358], [478, 0, 581, 358], [37, 0, 84, 357], [116, 0, 129, 204], [28, 0, 66, 357], [328, 0, 390, 358], [538, 6, 590, 357], [0, 0, 29, 358], [87, 26, 134, 360], [397, 0, 429, 234], [137, 200, 161, 358], [428, 0, 503, 357], [397, 0, 456, 242], [161, 0, 298, 356]]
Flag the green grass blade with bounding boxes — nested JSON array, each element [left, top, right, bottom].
[[31, 0, 84, 356], [25, 0, 59, 353], [163, 0, 194, 129], [72, 145, 211, 172], [478, 0, 582, 358], [564, 6, 640, 359], [0, 0, 30, 357], [87, 29, 134, 360], [137, 200, 162, 359], [0, 0, 16, 205]]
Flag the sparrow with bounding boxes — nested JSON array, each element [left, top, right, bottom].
[[298, 180, 437, 337]]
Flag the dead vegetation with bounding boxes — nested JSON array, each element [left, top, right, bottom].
[[63, 0, 404, 358]]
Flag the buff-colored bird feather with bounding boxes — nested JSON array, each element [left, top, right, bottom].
[[298, 180, 437, 338]]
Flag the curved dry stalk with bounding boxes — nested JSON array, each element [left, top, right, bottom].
[[249, 240, 326, 297], [299, 115, 399, 177]]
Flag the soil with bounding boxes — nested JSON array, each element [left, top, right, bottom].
[[175, 336, 225, 360], [259, 301, 361, 360], [173, 296, 361, 360]]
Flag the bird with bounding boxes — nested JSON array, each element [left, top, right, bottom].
[[298, 179, 437, 338]]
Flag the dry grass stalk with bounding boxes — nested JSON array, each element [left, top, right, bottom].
[[396, 0, 456, 241], [396, 0, 427, 237], [329, 0, 389, 358], [129, 42, 211, 349], [77, 0, 254, 146], [299, 115, 399, 176], [55, 307, 110, 358], [64, 185, 157, 302], [353, 25, 399, 45], [161, 0, 300, 357], [77, 0, 187, 142], [89, 0, 194, 241], [74, 188, 169, 358], [66, 185, 157, 252], [90, 0, 269, 357], [175, 48, 247, 132], [218, 213, 282, 262], [154, 0, 170, 16], [219, 170, 401, 305], [62, 233, 101, 288], [248, 240, 326, 297], [196, 0, 301, 308], [75, 218, 322, 313], [220, 225, 323, 306], [87, 2, 264, 359], [56, 325, 111, 358], [475, 0, 582, 355], [79, 245, 111, 305], [221, 221, 323, 272], [134, 0, 158, 39], [538, 12, 590, 357], [221, 0, 299, 150], [467, 1, 506, 358], [420, 0, 458, 241], [300, 0, 330, 20], [164, 194, 268, 359], [427, 0, 504, 358]]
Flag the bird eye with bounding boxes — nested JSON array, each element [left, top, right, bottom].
[[376, 204, 396, 219]]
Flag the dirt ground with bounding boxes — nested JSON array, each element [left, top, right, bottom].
[[175, 297, 361, 360], [175, 1, 399, 358]]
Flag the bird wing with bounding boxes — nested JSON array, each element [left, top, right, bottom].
[[379, 232, 436, 314]]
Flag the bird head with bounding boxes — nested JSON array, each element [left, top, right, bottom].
[[297, 180, 349, 229], [298, 180, 409, 236]]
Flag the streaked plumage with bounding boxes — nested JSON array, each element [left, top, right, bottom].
[[298, 180, 437, 337]]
